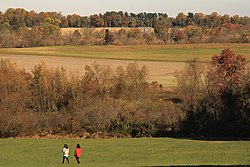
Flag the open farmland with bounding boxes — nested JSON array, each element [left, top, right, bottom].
[[0, 138, 249, 167], [0, 44, 249, 86], [60, 27, 154, 35]]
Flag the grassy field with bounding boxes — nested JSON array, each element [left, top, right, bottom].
[[0, 43, 249, 62], [0, 138, 249, 167], [0, 44, 249, 86]]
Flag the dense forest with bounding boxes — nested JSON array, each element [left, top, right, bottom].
[[0, 8, 249, 47], [0, 49, 250, 138], [1, 8, 250, 29]]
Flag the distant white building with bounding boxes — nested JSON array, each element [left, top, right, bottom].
[[138, 27, 154, 33]]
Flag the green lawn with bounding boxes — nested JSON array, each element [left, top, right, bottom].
[[0, 138, 249, 167], [0, 44, 249, 62]]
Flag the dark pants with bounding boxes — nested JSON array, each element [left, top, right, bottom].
[[75, 156, 80, 164], [62, 156, 69, 163]]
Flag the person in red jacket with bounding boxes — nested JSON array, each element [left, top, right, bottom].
[[74, 144, 82, 164]]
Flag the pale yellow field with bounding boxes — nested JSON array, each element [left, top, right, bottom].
[[61, 27, 154, 35], [0, 54, 186, 86]]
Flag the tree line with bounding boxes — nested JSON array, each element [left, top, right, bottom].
[[0, 8, 249, 47], [0, 49, 249, 138], [1, 8, 249, 29]]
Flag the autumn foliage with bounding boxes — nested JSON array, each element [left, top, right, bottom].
[[176, 49, 250, 137], [0, 60, 184, 138], [0, 49, 249, 138], [209, 48, 246, 89], [0, 8, 249, 47]]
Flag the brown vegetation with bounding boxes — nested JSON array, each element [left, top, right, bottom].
[[0, 49, 249, 138], [0, 60, 185, 138]]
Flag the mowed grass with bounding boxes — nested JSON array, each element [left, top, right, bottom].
[[0, 43, 249, 62], [0, 138, 250, 167]]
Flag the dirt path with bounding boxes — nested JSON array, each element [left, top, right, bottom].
[[0, 54, 188, 86]]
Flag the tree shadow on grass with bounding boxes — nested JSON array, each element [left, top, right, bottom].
[[174, 137, 250, 141], [141, 165, 250, 167]]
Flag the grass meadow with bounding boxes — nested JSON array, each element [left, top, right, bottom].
[[0, 43, 249, 62], [0, 138, 250, 167]]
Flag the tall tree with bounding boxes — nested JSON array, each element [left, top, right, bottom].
[[175, 12, 187, 27], [207, 12, 221, 28], [90, 14, 104, 27], [67, 14, 81, 27], [208, 48, 246, 90], [194, 13, 205, 26]]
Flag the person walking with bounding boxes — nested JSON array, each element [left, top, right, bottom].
[[62, 144, 69, 164], [74, 144, 82, 164]]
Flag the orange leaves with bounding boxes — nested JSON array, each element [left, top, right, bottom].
[[210, 48, 246, 87]]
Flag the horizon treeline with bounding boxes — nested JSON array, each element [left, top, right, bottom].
[[1, 8, 249, 29], [0, 8, 249, 47], [0, 49, 250, 138]]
